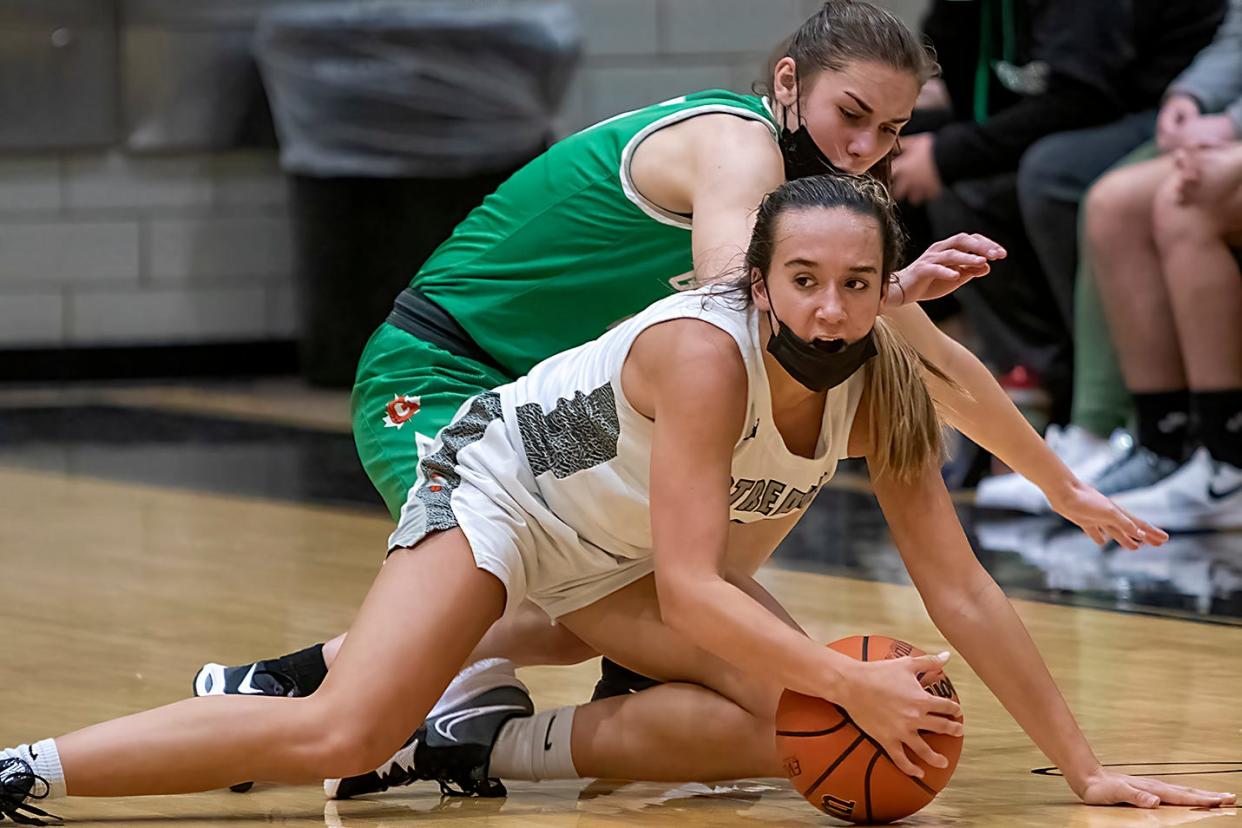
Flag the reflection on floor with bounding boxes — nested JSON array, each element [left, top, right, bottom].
[[0, 404, 374, 509], [2, 391, 1240, 625]]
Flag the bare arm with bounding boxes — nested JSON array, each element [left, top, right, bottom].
[[635, 324, 962, 777], [684, 120, 784, 285], [884, 302, 1065, 489], [871, 453, 1231, 807], [633, 319, 852, 697], [722, 512, 800, 578], [883, 301, 1166, 549], [872, 458, 1101, 785], [630, 113, 784, 286]]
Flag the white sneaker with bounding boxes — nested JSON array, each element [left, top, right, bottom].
[[975, 426, 1130, 513], [1111, 448, 1242, 531], [1092, 445, 1181, 497]]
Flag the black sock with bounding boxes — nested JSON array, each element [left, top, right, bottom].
[[274, 643, 328, 695], [1193, 389, 1242, 468], [1133, 390, 1192, 461]]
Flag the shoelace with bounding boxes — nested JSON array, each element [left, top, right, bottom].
[[413, 750, 506, 799], [370, 743, 506, 799], [0, 763, 60, 826]]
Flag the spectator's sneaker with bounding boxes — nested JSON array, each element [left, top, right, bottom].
[[326, 672, 533, 800], [0, 756, 58, 826], [1092, 445, 1181, 498], [975, 426, 1129, 513], [1112, 448, 1242, 532]]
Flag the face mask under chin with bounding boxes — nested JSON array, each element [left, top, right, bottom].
[[761, 287, 878, 393], [779, 122, 847, 181]]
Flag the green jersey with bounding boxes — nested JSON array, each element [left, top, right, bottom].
[[412, 89, 778, 376]]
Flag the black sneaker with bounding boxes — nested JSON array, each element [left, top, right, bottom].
[[0, 756, 58, 826], [193, 661, 300, 698], [590, 658, 661, 701], [325, 684, 534, 800], [192, 643, 327, 701], [193, 659, 303, 793]]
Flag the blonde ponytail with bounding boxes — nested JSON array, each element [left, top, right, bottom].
[[862, 317, 960, 482]]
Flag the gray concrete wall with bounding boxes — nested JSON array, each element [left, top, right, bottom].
[[0, 0, 927, 349]]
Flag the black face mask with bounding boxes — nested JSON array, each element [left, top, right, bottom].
[[779, 122, 846, 181], [776, 79, 845, 181], [763, 285, 878, 392]]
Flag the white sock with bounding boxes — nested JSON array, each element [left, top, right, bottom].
[[488, 706, 578, 781], [2, 740, 65, 800]]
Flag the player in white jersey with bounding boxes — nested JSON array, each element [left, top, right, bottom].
[[2, 175, 1230, 823]]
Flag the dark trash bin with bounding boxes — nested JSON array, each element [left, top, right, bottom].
[[254, 1, 580, 385]]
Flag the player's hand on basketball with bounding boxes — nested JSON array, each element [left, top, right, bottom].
[[1046, 478, 1168, 550], [887, 233, 1005, 306], [841, 651, 963, 779], [1075, 767, 1236, 809]]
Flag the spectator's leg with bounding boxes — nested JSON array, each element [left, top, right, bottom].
[[1069, 142, 1161, 437], [1086, 154, 1192, 462], [1151, 161, 1242, 471], [1017, 111, 1156, 330]]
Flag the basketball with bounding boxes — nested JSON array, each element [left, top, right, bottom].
[[775, 636, 964, 824]]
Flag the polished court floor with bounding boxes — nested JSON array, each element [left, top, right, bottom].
[[1, 380, 1239, 826]]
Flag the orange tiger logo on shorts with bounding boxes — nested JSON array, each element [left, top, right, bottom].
[[382, 394, 421, 430]]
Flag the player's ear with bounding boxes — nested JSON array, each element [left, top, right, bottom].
[[751, 267, 770, 311]]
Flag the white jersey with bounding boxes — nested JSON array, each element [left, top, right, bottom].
[[391, 286, 865, 618]]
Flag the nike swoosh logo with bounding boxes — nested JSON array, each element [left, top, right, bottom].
[[434, 704, 528, 743], [237, 664, 265, 695], [1208, 481, 1242, 500], [1157, 412, 1188, 434], [544, 714, 556, 751]]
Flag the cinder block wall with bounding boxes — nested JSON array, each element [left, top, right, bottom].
[[0, 0, 926, 350]]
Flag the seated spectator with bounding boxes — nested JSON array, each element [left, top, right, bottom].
[[895, 0, 1223, 433], [1084, 142, 1242, 530], [975, 0, 1240, 513]]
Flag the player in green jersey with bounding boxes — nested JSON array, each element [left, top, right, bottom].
[[191, 0, 1160, 794]]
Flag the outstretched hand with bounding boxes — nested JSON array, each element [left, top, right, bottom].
[[1075, 767, 1236, 809], [1046, 479, 1168, 550], [886, 233, 1006, 307]]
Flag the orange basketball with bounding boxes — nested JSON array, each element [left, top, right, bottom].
[[775, 635, 964, 824]]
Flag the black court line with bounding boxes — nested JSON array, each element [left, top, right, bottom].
[[1033, 762, 1242, 777]]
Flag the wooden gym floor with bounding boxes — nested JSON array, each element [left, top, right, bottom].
[[0, 380, 1239, 826]]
